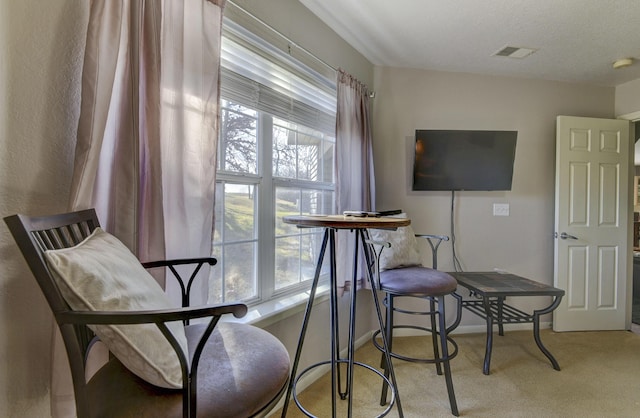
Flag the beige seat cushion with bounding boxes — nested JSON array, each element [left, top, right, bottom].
[[44, 227, 187, 389]]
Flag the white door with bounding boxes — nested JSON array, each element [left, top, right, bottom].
[[553, 116, 631, 331]]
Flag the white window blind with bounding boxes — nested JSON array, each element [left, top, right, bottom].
[[220, 19, 336, 134]]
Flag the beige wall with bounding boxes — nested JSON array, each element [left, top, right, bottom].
[[372, 66, 615, 322], [0, 1, 88, 416]]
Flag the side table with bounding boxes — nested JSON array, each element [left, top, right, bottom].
[[450, 271, 565, 375]]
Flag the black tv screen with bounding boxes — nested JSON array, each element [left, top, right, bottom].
[[412, 129, 517, 191]]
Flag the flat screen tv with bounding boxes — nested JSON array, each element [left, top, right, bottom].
[[412, 129, 517, 191]]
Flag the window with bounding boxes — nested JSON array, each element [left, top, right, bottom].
[[210, 20, 336, 305]]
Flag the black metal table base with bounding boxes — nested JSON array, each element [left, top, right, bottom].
[[460, 296, 563, 375], [281, 228, 404, 417], [291, 360, 395, 417]]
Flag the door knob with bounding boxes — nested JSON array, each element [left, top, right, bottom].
[[558, 232, 578, 240]]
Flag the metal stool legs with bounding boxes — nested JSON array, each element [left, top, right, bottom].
[[377, 293, 460, 416], [437, 295, 458, 416]]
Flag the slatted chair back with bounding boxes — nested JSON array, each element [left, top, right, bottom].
[[5, 209, 102, 416]]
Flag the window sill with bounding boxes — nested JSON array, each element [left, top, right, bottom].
[[221, 284, 330, 328]]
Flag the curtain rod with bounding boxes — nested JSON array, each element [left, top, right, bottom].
[[226, 0, 338, 73]]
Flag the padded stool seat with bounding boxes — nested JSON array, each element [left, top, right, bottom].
[[380, 267, 457, 296], [87, 322, 291, 418]]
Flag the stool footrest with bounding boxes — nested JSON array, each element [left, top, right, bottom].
[[371, 326, 459, 364]]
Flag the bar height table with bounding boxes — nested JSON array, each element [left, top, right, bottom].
[[280, 215, 409, 418]]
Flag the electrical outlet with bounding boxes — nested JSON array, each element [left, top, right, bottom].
[[493, 203, 510, 216]]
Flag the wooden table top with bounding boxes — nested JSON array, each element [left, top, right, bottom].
[[449, 271, 565, 297], [282, 214, 410, 230]]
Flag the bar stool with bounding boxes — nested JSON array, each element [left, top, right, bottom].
[[367, 223, 462, 416]]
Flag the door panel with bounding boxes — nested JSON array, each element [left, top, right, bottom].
[[597, 246, 617, 308], [567, 246, 587, 309], [554, 116, 630, 331], [569, 162, 588, 225]]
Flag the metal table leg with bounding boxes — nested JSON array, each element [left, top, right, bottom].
[[281, 230, 329, 417], [496, 297, 505, 336], [532, 295, 563, 371], [359, 229, 404, 418], [481, 297, 494, 375]]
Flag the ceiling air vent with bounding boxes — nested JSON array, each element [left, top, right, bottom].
[[493, 46, 537, 59]]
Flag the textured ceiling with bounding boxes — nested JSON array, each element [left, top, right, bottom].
[[300, 0, 640, 87]]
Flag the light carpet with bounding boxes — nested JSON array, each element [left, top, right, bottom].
[[278, 329, 640, 417]]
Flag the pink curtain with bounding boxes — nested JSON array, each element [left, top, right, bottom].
[[335, 69, 376, 292], [53, 1, 225, 416]]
